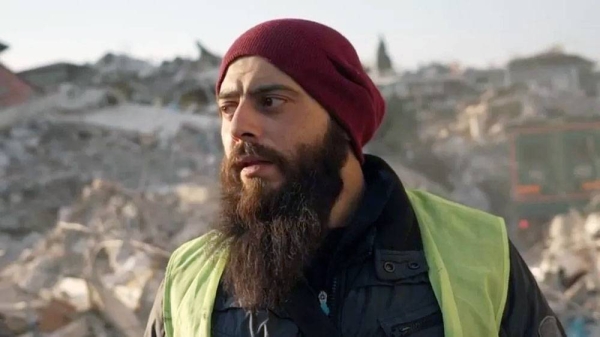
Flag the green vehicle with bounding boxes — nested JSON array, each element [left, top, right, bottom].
[[508, 118, 600, 244]]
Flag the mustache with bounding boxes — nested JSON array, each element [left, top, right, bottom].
[[227, 142, 289, 172]]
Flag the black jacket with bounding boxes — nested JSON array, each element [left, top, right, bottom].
[[145, 155, 565, 337]]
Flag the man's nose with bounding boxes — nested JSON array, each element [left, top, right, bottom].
[[229, 100, 263, 142]]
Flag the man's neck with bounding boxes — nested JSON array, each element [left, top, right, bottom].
[[328, 153, 365, 229]]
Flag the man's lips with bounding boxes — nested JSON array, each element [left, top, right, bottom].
[[234, 156, 273, 170]]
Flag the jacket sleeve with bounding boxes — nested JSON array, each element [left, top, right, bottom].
[[500, 240, 566, 336], [144, 280, 166, 337]]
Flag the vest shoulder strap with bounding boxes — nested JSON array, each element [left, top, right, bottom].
[[406, 189, 510, 336], [163, 230, 229, 337]]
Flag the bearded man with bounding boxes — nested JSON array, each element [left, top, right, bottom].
[[145, 19, 565, 337]]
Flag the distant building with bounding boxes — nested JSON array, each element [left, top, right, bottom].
[[94, 53, 154, 81], [507, 48, 596, 96], [0, 42, 35, 108], [464, 68, 507, 91], [372, 62, 479, 121], [18, 62, 95, 92], [402, 64, 479, 114]]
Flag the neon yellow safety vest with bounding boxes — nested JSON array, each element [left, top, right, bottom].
[[162, 190, 510, 337]]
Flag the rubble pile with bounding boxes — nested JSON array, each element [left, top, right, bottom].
[[0, 114, 220, 232], [378, 135, 510, 217], [529, 209, 600, 335], [84, 44, 221, 112], [0, 179, 219, 337], [450, 84, 600, 144], [0, 98, 224, 335], [430, 136, 511, 215]]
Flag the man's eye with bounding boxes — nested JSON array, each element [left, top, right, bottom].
[[219, 104, 237, 116], [260, 97, 285, 108]]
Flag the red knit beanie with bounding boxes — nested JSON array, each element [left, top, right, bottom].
[[216, 18, 386, 162]]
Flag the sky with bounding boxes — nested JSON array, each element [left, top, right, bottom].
[[1, 0, 599, 72]]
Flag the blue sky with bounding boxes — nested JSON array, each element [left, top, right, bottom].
[[1, 0, 598, 72]]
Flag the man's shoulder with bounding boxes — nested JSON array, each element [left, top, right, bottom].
[[406, 189, 504, 227], [168, 230, 228, 271]]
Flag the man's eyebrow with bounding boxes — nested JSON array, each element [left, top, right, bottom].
[[217, 89, 240, 100], [217, 84, 299, 100], [248, 84, 299, 96]]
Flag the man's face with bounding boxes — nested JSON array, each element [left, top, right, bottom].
[[218, 56, 331, 190], [215, 56, 351, 310]]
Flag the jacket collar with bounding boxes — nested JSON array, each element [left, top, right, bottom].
[[331, 154, 423, 262]]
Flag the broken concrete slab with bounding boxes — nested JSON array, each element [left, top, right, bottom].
[[14, 252, 63, 295], [90, 281, 145, 337], [52, 278, 92, 313], [51, 103, 220, 142]]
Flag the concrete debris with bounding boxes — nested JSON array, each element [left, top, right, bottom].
[[0, 178, 217, 336], [528, 209, 600, 334], [52, 103, 220, 142], [0, 106, 221, 235], [94, 53, 156, 80], [4, 41, 222, 117], [52, 278, 92, 312], [0, 87, 221, 335]]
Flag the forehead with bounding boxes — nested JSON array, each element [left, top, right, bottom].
[[219, 56, 304, 95]]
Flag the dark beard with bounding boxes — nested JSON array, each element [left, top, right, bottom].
[[215, 121, 349, 311]]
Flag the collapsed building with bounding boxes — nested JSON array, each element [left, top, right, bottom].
[[529, 207, 600, 335], [10, 41, 222, 116], [0, 92, 223, 336], [507, 46, 597, 97]]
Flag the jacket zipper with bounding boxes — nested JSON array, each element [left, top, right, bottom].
[[318, 290, 330, 315], [317, 277, 337, 318], [319, 250, 372, 320]]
